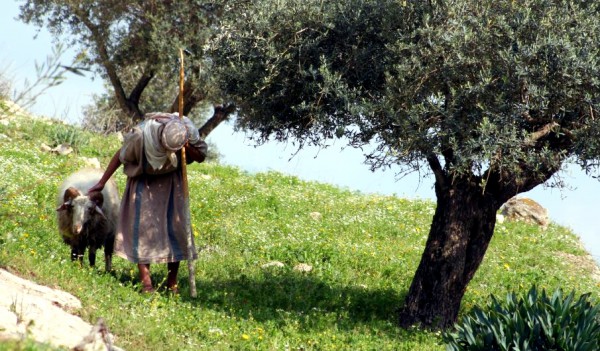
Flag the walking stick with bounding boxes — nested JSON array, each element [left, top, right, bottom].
[[178, 48, 197, 298]]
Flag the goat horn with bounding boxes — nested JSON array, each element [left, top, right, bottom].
[[95, 206, 106, 219]]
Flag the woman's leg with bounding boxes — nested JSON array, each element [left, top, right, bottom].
[[138, 263, 154, 293], [167, 261, 180, 293]]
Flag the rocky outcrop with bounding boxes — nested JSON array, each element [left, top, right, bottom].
[[500, 197, 549, 228], [0, 269, 122, 350]]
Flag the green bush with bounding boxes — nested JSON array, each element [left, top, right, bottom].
[[443, 286, 600, 351], [48, 124, 88, 151]]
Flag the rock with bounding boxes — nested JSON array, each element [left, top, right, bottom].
[[80, 157, 101, 169], [309, 212, 322, 221], [51, 143, 73, 156], [496, 214, 505, 224], [261, 261, 285, 269], [40, 143, 53, 152], [0, 269, 121, 350], [293, 263, 313, 273], [73, 318, 123, 351], [500, 197, 548, 228]]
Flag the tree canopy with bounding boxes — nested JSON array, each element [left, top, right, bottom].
[[213, 0, 600, 328], [215, 0, 600, 177]]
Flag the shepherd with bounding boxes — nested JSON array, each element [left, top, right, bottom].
[[88, 49, 207, 295]]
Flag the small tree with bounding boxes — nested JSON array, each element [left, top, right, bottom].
[[213, 0, 600, 328], [2, 43, 85, 110], [18, 0, 236, 134]]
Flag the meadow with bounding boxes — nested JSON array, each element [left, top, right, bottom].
[[0, 101, 598, 350]]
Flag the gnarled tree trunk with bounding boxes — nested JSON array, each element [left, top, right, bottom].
[[398, 177, 502, 329]]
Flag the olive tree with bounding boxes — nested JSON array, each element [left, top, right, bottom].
[[18, 0, 235, 135], [212, 0, 600, 328]]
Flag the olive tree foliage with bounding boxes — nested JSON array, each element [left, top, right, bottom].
[[212, 0, 600, 329], [18, 0, 235, 135]]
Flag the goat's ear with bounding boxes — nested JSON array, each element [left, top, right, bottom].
[[56, 201, 71, 211], [63, 187, 80, 202], [88, 191, 104, 207]]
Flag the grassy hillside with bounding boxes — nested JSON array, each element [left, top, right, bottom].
[[0, 100, 598, 350]]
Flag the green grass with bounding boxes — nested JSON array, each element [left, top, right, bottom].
[[0, 103, 598, 350]]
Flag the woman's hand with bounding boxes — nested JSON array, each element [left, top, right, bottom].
[[87, 182, 105, 194], [185, 140, 208, 164]]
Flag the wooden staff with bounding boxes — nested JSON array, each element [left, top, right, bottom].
[[179, 48, 197, 298]]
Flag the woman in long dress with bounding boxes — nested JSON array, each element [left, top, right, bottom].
[[89, 112, 208, 293]]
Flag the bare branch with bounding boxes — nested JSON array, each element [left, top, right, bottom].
[[426, 153, 446, 190], [525, 121, 560, 146], [197, 103, 236, 138]]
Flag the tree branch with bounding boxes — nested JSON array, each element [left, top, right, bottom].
[[72, 6, 142, 120], [129, 68, 155, 107], [427, 153, 446, 191], [168, 81, 206, 116], [198, 103, 236, 138], [525, 121, 560, 146]]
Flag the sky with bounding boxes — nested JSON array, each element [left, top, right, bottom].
[[1, 1, 598, 264]]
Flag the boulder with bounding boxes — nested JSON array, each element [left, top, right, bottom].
[[0, 269, 121, 350], [500, 197, 548, 228]]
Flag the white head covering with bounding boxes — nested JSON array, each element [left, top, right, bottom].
[[142, 113, 193, 171]]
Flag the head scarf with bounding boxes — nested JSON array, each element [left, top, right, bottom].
[[142, 112, 190, 171]]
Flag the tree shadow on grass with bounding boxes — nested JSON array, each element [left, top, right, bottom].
[[111, 265, 411, 336], [182, 271, 408, 331]]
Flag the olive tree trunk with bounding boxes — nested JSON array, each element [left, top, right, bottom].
[[398, 178, 501, 329]]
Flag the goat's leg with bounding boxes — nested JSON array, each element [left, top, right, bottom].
[[70, 247, 79, 262], [89, 247, 97, 267], [72, 242, 86, 266], [104, 236, 114, 272]]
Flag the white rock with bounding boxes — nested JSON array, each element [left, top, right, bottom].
[[293, 263, 313, 273], [261, 261, 285, 269], [40, 143, 53, 152], [0, 269, 120, 350], [500, 197, 548, 229], [51, 144, 73, 156], [80, 157, 101, 169], [496, 214, 505, 224], [309, 212, 322, 220]]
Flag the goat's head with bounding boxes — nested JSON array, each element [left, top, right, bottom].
[[57, 187, 106, 234]]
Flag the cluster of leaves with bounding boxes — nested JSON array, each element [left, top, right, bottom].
[[212, 0, 405, 146], [444, 286, 600, 351]]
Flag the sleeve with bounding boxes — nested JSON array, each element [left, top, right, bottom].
[[119, 127, 145, 177], [186, 139, 208, 164]]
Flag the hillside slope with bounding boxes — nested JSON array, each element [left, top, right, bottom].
[[0, 100, 598, 350]]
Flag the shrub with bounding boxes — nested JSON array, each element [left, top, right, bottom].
[[49, 124, 87, 151], [443, 286, 600, 351]]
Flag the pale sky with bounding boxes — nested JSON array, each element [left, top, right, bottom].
[[2, 1, 598, 263]]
